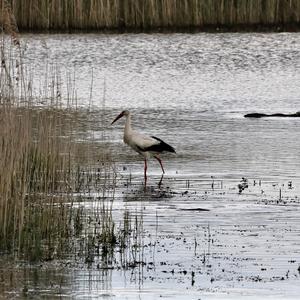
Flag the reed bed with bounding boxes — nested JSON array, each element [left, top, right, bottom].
[[0, 103, 73, 259], [0, 23, 144, 265], [0, 39, 82, 259], [1, 0, 300, 31]]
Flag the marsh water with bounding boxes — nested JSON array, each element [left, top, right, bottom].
[[1, 33, 300, 299], [21, 32, 300, 179]]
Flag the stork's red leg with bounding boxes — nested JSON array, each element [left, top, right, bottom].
[[154, 155, 165, 174]]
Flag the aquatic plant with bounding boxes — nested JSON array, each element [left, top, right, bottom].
[[1, 0, 300, 31], [0, 23, 146, 267], [0, 103, 75, 259], [0, 27, 122, 264], [0, 32, 80, 258]]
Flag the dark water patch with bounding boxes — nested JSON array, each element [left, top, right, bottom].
[[180, 208, 210, 212]]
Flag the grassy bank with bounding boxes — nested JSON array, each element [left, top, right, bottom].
[[1, 0, 300, 32]]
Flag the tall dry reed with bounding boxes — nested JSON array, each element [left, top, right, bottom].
[[0, 34, 137, 268], [0, 6, 144, 267], [0, 15, 107, 260], [1, 0, 300, 31], [0, 32, 77, 258]]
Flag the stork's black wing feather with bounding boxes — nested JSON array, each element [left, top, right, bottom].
[[141, 136, 176, 153]]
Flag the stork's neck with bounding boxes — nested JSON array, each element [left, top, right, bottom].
[[124, 113, 132, 135]]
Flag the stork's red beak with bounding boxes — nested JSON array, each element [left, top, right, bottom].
[[111, 111, 125, 125]]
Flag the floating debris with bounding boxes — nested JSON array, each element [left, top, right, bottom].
[[238, 177, 249, 194]]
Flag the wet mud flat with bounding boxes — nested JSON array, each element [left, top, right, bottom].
[[1, 171, 300, 299]]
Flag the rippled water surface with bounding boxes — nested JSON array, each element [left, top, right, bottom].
[[2, 33, 300, 299], [24, 33, 300, 110], [22, 32, 300, 179]]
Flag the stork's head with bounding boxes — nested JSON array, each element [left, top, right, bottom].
[[111, 110, 130, 125]]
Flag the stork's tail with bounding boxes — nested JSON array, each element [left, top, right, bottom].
[[151, 136, 176, 153]]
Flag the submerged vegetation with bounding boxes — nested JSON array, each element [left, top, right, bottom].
[[1, 0, 300, 31]]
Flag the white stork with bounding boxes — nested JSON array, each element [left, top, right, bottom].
[[111, 110, 175, 181]]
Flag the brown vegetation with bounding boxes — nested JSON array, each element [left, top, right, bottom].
[[1, 0, 300, 31], [0, 17, 121, 262], [0, 20, 143, 266], [0, 29, 79, 258]]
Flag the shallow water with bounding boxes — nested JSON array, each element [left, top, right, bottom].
[[22, 32, 300, 180], [2, 32, 300, 299], [1, 177, 300, 299]]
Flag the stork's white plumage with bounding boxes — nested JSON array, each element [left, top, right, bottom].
[[111, 110, 175, 181]]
